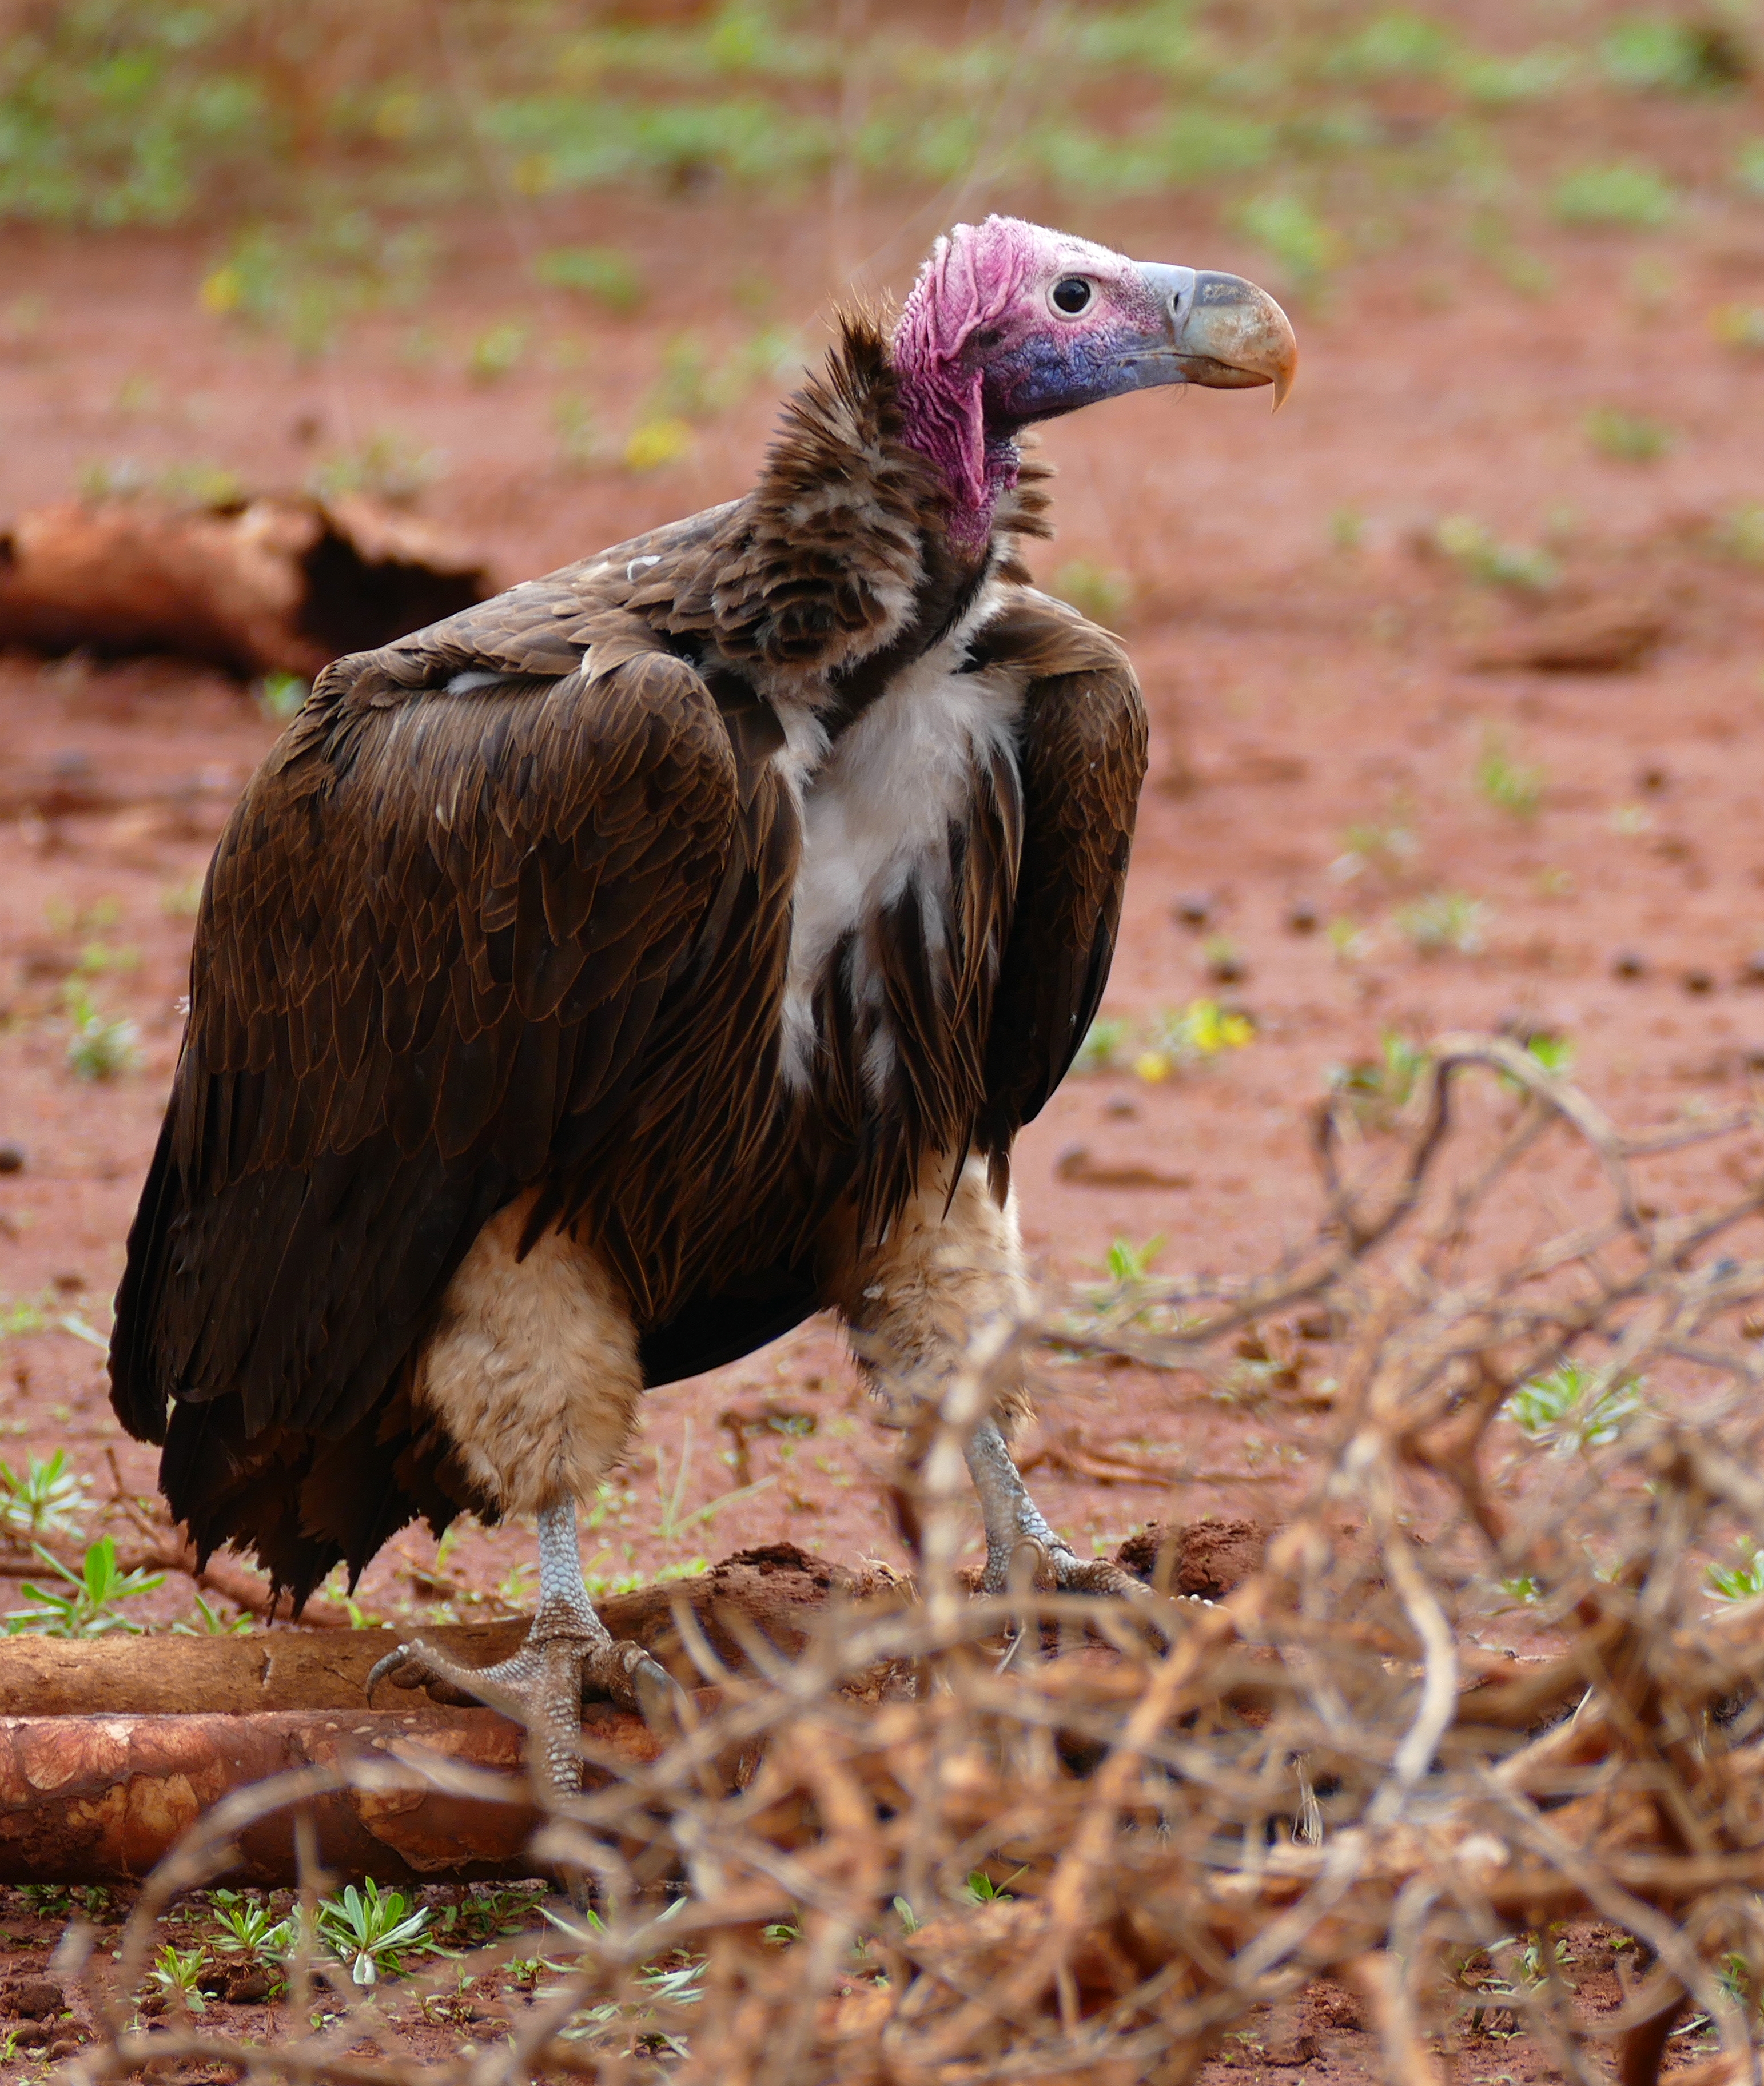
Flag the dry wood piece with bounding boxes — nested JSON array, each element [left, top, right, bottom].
[[1468, 598, 1669, 672], [0, 1543, 901, 1716], [0, 1706, 664, 1885], [0, 494, 491, 676]]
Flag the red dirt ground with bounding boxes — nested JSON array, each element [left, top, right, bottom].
[[2, 186, 1762, 2077]]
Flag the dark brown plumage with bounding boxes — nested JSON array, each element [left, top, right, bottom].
[[109, 312, 1144, 1606]]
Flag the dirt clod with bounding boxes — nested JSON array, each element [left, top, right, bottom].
[[6, 1976, 63, 2019], [1115, 1519, 1267, 1597]]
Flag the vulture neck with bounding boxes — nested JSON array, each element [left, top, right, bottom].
[[890, 326, 1021, 555]]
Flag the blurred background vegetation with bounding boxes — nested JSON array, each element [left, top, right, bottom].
[[2, 0, 1762, 356]]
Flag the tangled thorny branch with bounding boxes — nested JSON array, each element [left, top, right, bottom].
[[49, 1037, 1764, 2083]]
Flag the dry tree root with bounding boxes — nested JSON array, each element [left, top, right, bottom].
[[37, 1035, 1764, 2083]]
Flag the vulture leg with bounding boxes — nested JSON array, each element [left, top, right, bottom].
[[833, 1154, 1144, 1601], [366, 1503, 678, 1797]]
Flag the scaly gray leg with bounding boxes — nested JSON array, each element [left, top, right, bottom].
[[367, 1503, 679, 1796], [965, 1419, 1144, 1597]]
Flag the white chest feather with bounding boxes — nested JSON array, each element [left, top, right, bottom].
[[778, 622, 1026, 1090]]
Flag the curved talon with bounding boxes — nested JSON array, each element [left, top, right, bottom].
[[365, 1642, 416, 1705], [630, 1654, 690, 1735]]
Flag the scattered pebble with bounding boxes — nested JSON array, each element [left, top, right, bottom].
[[1741, 953, 1764, 988], [1205, 948, 1246, 984], [1683, 969, 1716, 996], [0, 1144, 22, 1173], [46, 2039, 85, 2062], [1638, 763, 1669, 793], [1611, 950, 1647, 980], [1285, 899, 1320, 935], [1172, 891, 1215, 930], [50, 1271, 85, 1295], [1104, 1097, 1137, 1119]]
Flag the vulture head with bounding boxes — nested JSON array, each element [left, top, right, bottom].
[[893, 214, 1297, 542]]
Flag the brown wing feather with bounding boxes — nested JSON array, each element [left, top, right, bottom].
[[973, 594, 1149, 1194], [109, 611, 759, 1594]]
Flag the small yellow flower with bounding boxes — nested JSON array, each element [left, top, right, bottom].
[[623, 417, 694, 473], [198, 266, 242, 316], [1133, 1051, 1171, 1084]]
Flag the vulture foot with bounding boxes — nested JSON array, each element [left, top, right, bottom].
[[367, 1631, 677, 1797], [365, 1500, 683, 1797], [966, 1419, 1148, 1601]]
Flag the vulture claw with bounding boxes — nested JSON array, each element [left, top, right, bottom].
[[359, 1629, 671, 1797]]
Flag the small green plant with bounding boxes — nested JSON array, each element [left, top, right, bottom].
[[1708, 1539, 1764, 1602], [651, 1417, 774, 1546], [1475, 731, 1545, 819], [1072, 1014, 1128, 1073], [1523, 1031, 1576, 1077], [1602, 16, 1743, 95], [1506, 1361, 1643, 1454], [892, 1896, 921, 1936], [1552, 161, 1677, 229], [306, 430, 441, 507], [6, 1536, 166, 1637], [1584, 406, 1673, 463], [0, 1450, 91, 1541], [79, 456, 245, 507], [1335, 811, 1421, 882], [1395, 891, 1490, 956], [1105, 1235, 1165, 1284], [63, 987, 141, 1080], [1711, 303, 1764, 352], [961, 1869, 1020, 1904], [1328, 1031, 1430, 1128], [1433, 515, 1558, 593], [553, 393, 606, 471], [1710, 503, 1764, 566], [1050, 560, 1133, 629], [208, 1890, 290, 1962], [161, 876, 205, 920], [149, 1941, 209, 2016], [466, 320, 530, 385], [255, 672, 308, 723], [172, 1593, 252, 1635], [318, 1880, 435, 1985], [200, 215, 436, 360], [1327, 505, 1364, 551], [534, 244, 646, 312]]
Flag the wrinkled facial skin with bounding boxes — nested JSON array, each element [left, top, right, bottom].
[[976, 255, 1177, 429]]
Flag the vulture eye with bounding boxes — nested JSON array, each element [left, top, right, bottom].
[[1050, 276, 1094, 317]]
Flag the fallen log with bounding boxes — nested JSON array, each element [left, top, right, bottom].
[[0, 1544, 897, 1716], [0, 493, 491, 677], [0, 1705, 667, 1886]]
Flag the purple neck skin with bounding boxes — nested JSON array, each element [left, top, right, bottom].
[[892, 223, 1030, 554], [892, 348, 1019, 554]]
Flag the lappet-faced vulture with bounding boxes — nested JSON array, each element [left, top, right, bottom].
[[110, 218, 1295, 1788]]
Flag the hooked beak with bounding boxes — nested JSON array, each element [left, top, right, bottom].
[[1125, 265, 1297, 411]]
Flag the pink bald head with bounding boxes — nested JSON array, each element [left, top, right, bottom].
[[889, 216, 1297, 552]]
